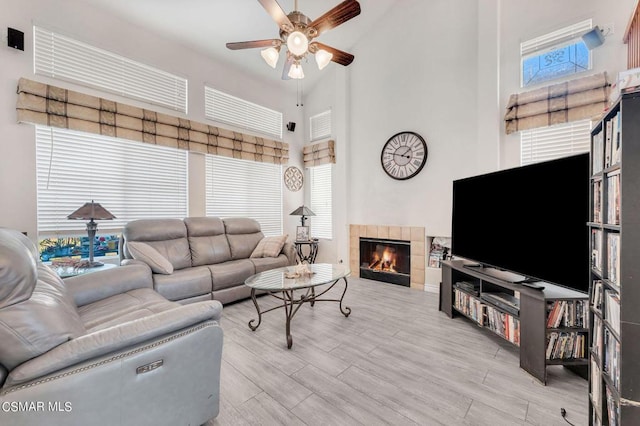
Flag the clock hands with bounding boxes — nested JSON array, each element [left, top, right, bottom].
[[393, 147, 412, 159]]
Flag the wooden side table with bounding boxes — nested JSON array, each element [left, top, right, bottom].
[[294, 240, 319, 264]]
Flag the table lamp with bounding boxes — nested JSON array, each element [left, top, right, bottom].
[[289, 205, 315, 226], [67, 200, 116, 267]]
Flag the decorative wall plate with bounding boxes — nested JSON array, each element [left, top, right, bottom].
[[284, 166, 303, 191]]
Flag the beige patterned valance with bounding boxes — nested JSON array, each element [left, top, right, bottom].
[[505, 72, 610, 134], [16, 78, 288, 164], [303, 140, 335, 167]]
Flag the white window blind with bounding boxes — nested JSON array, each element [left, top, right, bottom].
[[36, 126, 188, 233], [521, 19, 592, 56], [205, 155, 282, 236], [521, 119, 592, 166], [34, 26, 188, 113], [309, 164, 332, 239], [310, 110, 332, 141], [204, 86, 283, 140]]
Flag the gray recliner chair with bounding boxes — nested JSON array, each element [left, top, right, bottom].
[[0, 228, 223, 426]]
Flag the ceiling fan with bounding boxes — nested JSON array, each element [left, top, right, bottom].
[[226, 0, 361, 80]]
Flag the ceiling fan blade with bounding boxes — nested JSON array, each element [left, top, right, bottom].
[[309, 0, 361, 36], [281, 54, 294, 80], [257, 0, 294, 32], [226, 39, 280, 50], [310, 42, 354, 66]]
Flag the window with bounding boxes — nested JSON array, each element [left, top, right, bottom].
[[204, 86, 283, 140], [34, 26, 188, 112], [205, 155, 282, 236], [521, 20, 592, 87], [36, 126, 188, 233], [521, 119, 592, 165], [309, 164, 332, 239], [310, 110, 332, 141]]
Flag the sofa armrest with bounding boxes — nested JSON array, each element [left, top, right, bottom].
[[282, 241, 296, 265], [64, 263, 153, 307], [6, 300, 222, 387]]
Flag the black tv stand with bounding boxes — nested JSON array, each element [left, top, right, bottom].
[[440, 259, 589, 384]]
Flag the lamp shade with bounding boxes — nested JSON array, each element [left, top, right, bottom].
[[260, 46, 280, 68], [290, 205, 316, 217], [287, 31, 309, 56], [288, 62, 304, 79], [315, 49, 333, 70], [67, 201, 116, 220]]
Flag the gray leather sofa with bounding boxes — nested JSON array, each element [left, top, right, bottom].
[[0, 228, 223, 426], [121, 217, 296, 305]]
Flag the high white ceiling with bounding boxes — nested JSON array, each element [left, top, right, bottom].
[[81, 0, 396, 89]]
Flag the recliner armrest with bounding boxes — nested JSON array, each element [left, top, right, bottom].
[[65, 263, 153, 307], [5, 300, 222, 387]]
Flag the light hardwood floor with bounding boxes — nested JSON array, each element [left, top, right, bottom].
[[208, 277, 588, 426]]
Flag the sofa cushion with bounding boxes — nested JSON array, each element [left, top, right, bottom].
[[208, 259, 255, 291], [77, 288, 178, 332], [223, 218, 264, 260], [184, 217, 232, 266], [250, 254, 290, 273], [127, 241, 174, 274], [0, 228, 38, 309], [152, 266, 212, 302], [251, 235, 288, 258], [123, 219, 192, 270]]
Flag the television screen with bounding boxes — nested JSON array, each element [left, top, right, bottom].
[[451, 153, 590, 293]]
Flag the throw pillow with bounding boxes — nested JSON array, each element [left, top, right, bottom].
[[127, 241, 174, 274], [250, 235, 288, 258]]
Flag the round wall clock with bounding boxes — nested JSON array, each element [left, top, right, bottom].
[[284, 166, 304, 191], [381, 131, 428, 180]]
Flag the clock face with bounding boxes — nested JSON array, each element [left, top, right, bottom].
[[381, 131, 428, 180]]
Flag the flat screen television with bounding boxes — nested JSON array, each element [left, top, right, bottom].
[[451, 153, 590, 293]]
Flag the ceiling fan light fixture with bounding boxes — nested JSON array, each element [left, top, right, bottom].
[[288, 62, 305, 79], [260, 46, 280, 68], [315, 49, 333, 70], [286, 31, 309, 56]]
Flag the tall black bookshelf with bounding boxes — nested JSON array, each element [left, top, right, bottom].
[[588, 91, 640, 426]]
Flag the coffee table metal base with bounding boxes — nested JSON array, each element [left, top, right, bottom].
[[248, 277, 351, 349]]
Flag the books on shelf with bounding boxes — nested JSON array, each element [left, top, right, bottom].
[[604, 328, 620, 390], [607, 171, 621, 225], [593, 129, 604, 174], [546, 300, 588, 328], [604, 290, 621, 334], [592, 315, 603, 360], [454, 289, 483, 324], [546, 331, 587, 360], [427, 236, 451, 268], [611, 111, 622, 166], [607, 233, 620, 286], [606, 386, 620, 426], [591, 280, 604, 312], [592, 358, 602, 408], [485, 305, 520, 346], [605, 119, 613, 168], [592, 229, 602, 271], [592, 179, 602, 223]]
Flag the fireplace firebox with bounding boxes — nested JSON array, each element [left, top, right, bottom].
[[359, 237, 411, 286]]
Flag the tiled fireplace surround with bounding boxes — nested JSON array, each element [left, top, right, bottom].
[[349, 225, 425, 290]]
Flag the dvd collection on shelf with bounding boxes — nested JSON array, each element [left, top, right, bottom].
[[453, 286, 520, 345], [587, 93, 640, 426], [546, 300, 588, 328], [546, 331, 587, 360], [545, 300, 588, 360]]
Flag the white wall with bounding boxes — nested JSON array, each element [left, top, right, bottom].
[[303, 0, 484, 268], [0, 0, 305, 239], [498, 0, 636, 169]]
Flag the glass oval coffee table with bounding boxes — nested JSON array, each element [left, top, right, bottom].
[[244, 263, 351, 349]]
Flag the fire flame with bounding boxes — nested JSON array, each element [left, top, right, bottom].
[[368, 247, 398, 273]]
